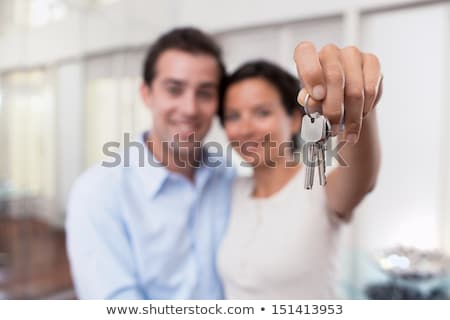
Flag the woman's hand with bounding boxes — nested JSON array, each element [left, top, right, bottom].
[[294, 42, 383, 144]]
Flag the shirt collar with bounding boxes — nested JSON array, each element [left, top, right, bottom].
[[129, 131, 217, 199], [127, 131, 169, 199]]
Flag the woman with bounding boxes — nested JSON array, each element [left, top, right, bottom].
[[217, 60, 381, 299]]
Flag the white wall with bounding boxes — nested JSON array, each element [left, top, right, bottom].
[[54, 61, 85, 225], [216, 16, 344, 73], [0, 0, 173, 70], [0, 77, 6, 182], [0, 0, 443, 71], [176, 0, 443, 32], [0, 0, 448, 260], [354, 2, 449, 252], [442, 3, 450, 254]]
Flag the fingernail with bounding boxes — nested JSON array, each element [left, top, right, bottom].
[[312, 85, 325, 100], [346, 134, 358, 144]]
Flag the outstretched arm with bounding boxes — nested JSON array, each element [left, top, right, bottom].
[[293, 42, 383, 220]]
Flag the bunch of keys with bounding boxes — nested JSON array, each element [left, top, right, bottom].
[[300, 94, 331, 190]]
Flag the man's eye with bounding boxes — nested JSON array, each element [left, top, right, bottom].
[[197, 90, 214, 100], [167, 86, 182, 96]]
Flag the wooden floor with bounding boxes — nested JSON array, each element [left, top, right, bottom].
[[0, 216, 75, 299]]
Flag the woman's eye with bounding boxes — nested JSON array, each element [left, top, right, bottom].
[[256, 109, 271, 117], [224, 112, 240, 121]]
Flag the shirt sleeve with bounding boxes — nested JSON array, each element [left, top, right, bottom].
[[65, 167, 145, 299]]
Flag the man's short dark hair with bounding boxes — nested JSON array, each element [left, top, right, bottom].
[[142, 27, 226, 88]]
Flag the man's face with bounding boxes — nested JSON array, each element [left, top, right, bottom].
[[141, 49, 220, 153]]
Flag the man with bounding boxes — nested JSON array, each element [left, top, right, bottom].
[[66, 27, 382, 299]]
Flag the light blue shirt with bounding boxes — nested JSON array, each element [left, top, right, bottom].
[[66, 132, 234, 299]]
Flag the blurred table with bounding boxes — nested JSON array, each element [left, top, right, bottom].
[[0, 210, 75, 299], [339, 250, 450, 300]]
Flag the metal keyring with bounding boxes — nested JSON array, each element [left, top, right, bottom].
[[302, 92, 312, 118]]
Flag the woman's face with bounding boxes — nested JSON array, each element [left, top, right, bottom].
[[223, 77, 301, 167]]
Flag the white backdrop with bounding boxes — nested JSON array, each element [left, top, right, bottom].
[[0, 0, 449, 266], [356, 3, 449, 251]]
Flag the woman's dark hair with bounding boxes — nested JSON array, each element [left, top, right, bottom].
[[142, 27, 226, 90], [218, 60, 303, 150]]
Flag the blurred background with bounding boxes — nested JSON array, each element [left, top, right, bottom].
[[0, 0, 449, 299]]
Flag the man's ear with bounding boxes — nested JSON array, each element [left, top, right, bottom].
[[290, 108, 302, 134], [140, 82, 153, 110]]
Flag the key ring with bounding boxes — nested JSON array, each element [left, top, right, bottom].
[[302, 92, 312, 119], [302, 92, 345, 130]]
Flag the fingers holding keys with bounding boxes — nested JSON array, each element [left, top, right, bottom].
[[341, 46, 364, 144], [373, 75, 383, 108], [294, 42, 326, 101], [318, 44, 345, 129], [294, 42, 344, 135], [362, 53, 383, 115], [294, 42, 383, 144], [297, 88, 322, 114], [294, 43, 345, 132]]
